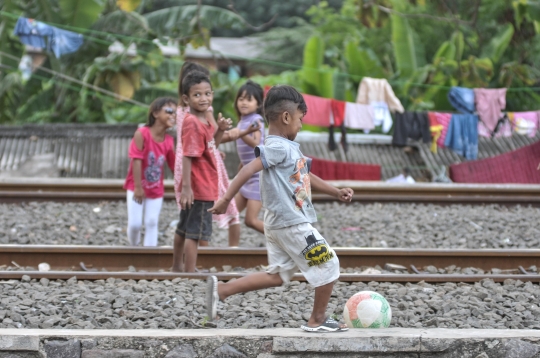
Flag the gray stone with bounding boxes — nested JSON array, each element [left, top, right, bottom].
[[82, 349, 144, 358], [0, 336, 39, 351], [80, 339, 96, 350], [273, 335, 421, 353], [0, 353, 42, 358], [44, 340, 81, 358], [485, 339, 540, 358], [165, 344, 198, 358], [210, 344, 247, 358]]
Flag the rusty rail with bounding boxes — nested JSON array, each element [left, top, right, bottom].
[[0, 178, 539, 204], [1, 271, 539, 283], [2, 246, 540, 272]]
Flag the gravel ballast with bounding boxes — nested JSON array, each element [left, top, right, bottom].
[[1, 201, 539, 249], [0, 277, 538, 330]]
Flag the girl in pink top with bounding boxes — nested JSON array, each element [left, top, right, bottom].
[[124, 97, 176, 247], [174, 62, 260, 247]]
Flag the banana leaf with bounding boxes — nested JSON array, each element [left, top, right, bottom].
[[345, 42, 384, 80], [391, 12, 422, 78], [481, 23, 515, 64], [59, 0, 106, 28]]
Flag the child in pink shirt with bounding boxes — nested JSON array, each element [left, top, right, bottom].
[[124, 97, 176, 246]]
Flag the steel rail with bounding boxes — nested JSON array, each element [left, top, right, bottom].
[[2, 246, 540, 272], [1, 271, 539, 283], [0, 178, 539, 204]]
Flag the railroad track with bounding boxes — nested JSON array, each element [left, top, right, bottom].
[[2, 245, 540, 283], [1, 178, 539, 205]]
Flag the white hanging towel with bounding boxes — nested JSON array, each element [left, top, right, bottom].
[[371, 101, 393, 133], [344, 102, 375, 130]]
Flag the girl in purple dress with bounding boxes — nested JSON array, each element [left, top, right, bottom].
[[233, 81, 265, 242]]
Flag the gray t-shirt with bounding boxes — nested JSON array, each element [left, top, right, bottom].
[[255, 135, 317, 229]]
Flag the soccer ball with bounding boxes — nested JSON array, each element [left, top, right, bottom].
[[343, 291, 392, 328]]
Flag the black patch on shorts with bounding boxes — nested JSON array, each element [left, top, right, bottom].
[[176, 200, 213, 241]]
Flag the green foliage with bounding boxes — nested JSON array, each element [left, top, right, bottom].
[[59, 0, 106, 28], [3, 0, 540, 124]]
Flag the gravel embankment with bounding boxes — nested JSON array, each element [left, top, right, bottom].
[[1, 201, 538, 249], [0, 277, 538, 330]]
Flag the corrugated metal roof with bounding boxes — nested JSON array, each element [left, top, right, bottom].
[[0, 124, 538, 181]]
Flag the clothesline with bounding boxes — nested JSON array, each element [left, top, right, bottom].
[[3, 10, 540, 93]]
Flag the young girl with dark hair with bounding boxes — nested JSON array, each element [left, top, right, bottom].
[[231, 80, 266, 241], [124, 97, 176, 246]]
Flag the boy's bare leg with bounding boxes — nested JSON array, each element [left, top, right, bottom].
[[184, 238, 199, 272], [199, 240, 209, 247], [172, 233, 185, 272], [306, 281, 347, 328], [218, 272, 283, 301], [228, 223, 241, 247]]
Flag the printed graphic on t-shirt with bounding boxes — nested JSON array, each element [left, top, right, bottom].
[[144, 151, 164, 188], [301, 232, 334, 267], [289, 158, 311, 210]]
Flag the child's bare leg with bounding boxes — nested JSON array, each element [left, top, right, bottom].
[[245, 199, 264, 234], [306, 281, 334, 327], [172, 233, 185, 272], [228, 223, 241, 247], [184, 238, 199, 272], [218, 272, 283, 301], [235, 192, 247, 213], [307, 281, 347, 328], [199, 240, 209, 247]]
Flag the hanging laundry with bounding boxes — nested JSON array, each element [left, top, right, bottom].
[[330, 99, 346, 127], [310, 157, 381, 181], [301, 94, 331, 127], [448, 87, 476, 114], [474, 88, 507, 136], [356, 77, 404, 113], [444, 114, 479, 160], [13, 17, 83, 58], [509, 111, 539, 137], [431, 112, 452, 147], [427, 112, 443, 154], [392, 112, 431, 146], [343, 102, 374, 130], [328, 100, 346, 152], [478, 113, 512, 138], [371, 101, 393, 133], [356, 77, 404, 133]]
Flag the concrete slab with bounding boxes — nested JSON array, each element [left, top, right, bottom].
[[1, 329, 540, 357]]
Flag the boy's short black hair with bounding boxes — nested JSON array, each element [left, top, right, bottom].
[[178, 61, 210, 99], [263, 85, 307, 123], [234, 80, 264, 118], [146, 97, 177, 127], [181, 71, 212, 96]]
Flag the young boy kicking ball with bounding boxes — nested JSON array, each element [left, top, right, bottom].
[[207, 85, 354, 332]]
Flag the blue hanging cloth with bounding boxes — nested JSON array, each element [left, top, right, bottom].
[[447, 87, 476, 114], [13, 17, 83, 58], [444, 114, 479, 160]]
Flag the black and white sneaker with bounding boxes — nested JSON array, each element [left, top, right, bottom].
[[301, 317, 349, 332]]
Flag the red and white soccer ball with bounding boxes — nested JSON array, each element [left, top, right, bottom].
[[343, 291, 392, 328]]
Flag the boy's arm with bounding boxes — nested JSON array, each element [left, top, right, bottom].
[[180, 156, 193, 209], [309, 172, 354, 202], [208, 157, 264, 214], [211, 112, 232, 148]]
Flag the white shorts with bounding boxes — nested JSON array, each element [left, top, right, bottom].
[[265, 222, 340, 287]]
